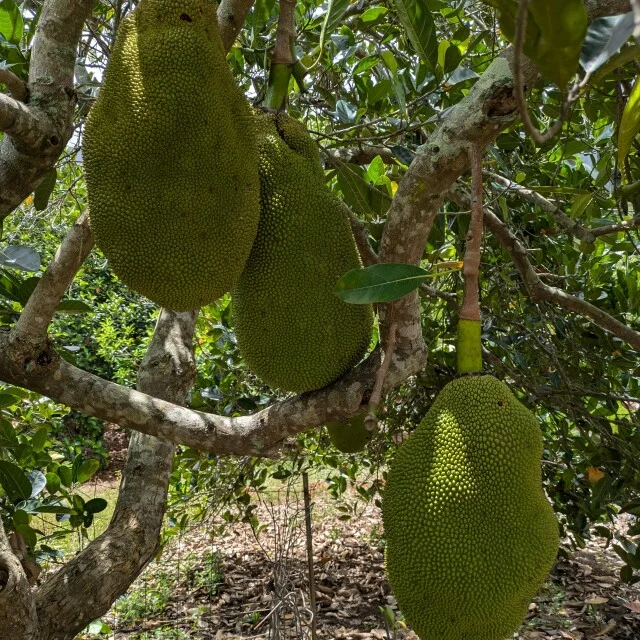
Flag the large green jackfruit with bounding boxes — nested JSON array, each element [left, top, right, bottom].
[[232, 111, 373, 393], [382, 375, 559, 640], [83, 0, 260, 311]]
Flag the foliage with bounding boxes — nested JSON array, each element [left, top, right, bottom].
[[0, 0, 639, 599]]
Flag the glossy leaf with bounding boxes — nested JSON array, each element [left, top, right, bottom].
[[0, 460, 32, 501], [33, 168, 57, 211], [84, 497, 108, 514], [0, 245, 41, 272], [76, 458, 100, 484], [618, 76, 640, 175], [318, 0, 349, 64], [580, 12, 635, 73], [392, 0, 437, 68], [335, 263, 430, 303], [0, 0, 23, 45], [55, 300, 93, 314], [482, 0, 588, 87]]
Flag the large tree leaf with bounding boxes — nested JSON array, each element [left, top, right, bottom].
[[33, 168, 57, 212], [335, 263, 430, 303], [0, 460, 32, 502], [0, 245, 41, 272], [482, 0, 588, 87], [392, 0, 437, 69], [580, 12, 635, 73], [318, 0, 349, 65], [618, 76, 640, 177], [0, 0, 23, 45]]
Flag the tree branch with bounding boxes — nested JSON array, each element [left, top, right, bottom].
[[0, 0, 95, 220], [12, 212, 93, 343], [0, 93, 47, 143], [459, 145, 485, 321], [0, 70, 27, 103], [0, 517, 38, 640], [484, 209, 640, 351], [217, 0, 256, 52], [36, 310, 197, 640], [349, 211, 378, 266]]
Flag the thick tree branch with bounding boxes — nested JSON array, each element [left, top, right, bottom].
[[484, 209, 640, 351], [36, 310, 197, 640], [0, 70, 27, 103], [12, 212, 93, 343], [0, 0, 95, 220], [0, 93, 47, 144], [0, 517, 38, 640], [217, 0, 256, 52]]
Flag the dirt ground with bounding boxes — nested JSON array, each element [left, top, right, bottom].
[[95, 483, 640, 640]]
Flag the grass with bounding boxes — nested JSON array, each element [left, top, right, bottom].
[[36, 481, 120, 560]]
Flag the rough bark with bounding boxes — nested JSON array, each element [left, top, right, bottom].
[[0, 0, 95, 220], [0, 518, 38, 639], [36, 310, 197, 640], [217, 0, 256, 51]]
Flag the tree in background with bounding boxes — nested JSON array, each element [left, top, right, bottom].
[[0, 0, 638, 638]]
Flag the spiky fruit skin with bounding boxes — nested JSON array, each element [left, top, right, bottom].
[[327, 413, 372, 453], [83, 0, 259, 311], [382, 376, 559, 640], [232, 111, 373, 393]]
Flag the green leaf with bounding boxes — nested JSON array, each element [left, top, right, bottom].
[[0, 245, 41, 272], [45, 472, 61, 494], [54, 300, 92, 314], [360, 6, 387, 23], [580, 12, 635, 73], [335, 262, 430, 303], [84, 497, 108, 514], [58, 464, 73, 488], [28, 469, 46, 497], [0, 0, 23, 45], [618, 76, 640, 176], [318, 0, 349, 64], [0, 460, 32, 501], [620, 564, 634, 583], [30, 426, 48, 452], [0, 392, 21, 409], [16, 276, 40, 306], [483, 0, 588, 87], [76, 458, 100, 484], [392, 0, 437, 69], [33, 168, 57, 211], [336, 163, 392, 218], [0, 418, 19, 448]]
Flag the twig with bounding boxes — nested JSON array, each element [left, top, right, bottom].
[[349, 211, 378, 266], [484, 208, 640, 351], [0, 69, 27, 103], [460, 144, 484, 321], [302, 472, 318, 640], [512, 0, 582, 144]]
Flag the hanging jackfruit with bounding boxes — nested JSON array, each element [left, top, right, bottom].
[[83, 0, 260, 311], [327, 413, 372, 453], [232, 111, 373, 393], [382, 375, 559, 640]]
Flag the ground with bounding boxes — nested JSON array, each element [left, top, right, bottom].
[[66, 469, 640, 640]]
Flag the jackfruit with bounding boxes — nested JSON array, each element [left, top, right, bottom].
[[382, 375, 559, 640], [232, 111, 373, 392], [327, 413, 372, 453], [83, 0, 260, 311]]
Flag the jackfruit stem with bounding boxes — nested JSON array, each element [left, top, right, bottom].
[[262, 63, 292, 110], [262, 0, 296, 109], [457, 143, 485, 374]]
